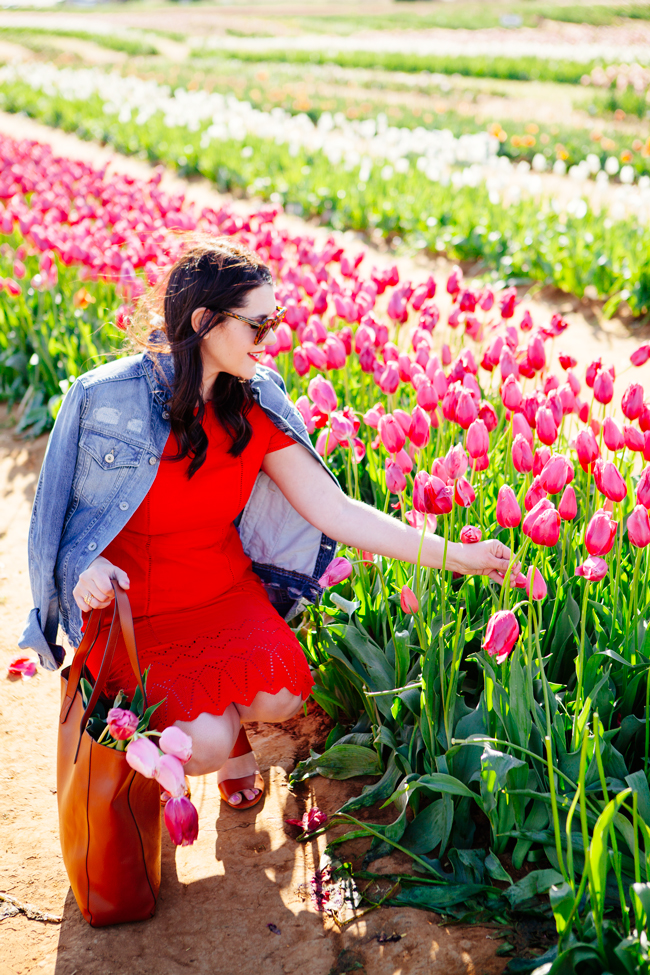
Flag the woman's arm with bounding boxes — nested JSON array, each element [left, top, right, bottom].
[[262, 445, 515, 583]]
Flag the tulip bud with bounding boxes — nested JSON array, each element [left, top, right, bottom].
[[479, 402, 498, 432], [126, 737, 161, 779], [592, 369, 614, 405], [525, 566, 547, 601], [466, 418, 489, 460], [409, 405, 431, 449], [425, 475, 454, 515], [482, 610, 519, 663], [597, 460, 627, 503], [460, 525, 482, 544], [319, 557, 353, 588], [378, 414, 406, 454], [631, 345, 650, 368], [512, 412, 533, 445], [585, 509, 618, 556], [539, 454, 569, 495], [529, 506, 561, 547], [523, 497, 553, 536], [535, 408, 558, 447], [308, 376, 338, 415], [603, 417, 624, 452], [501, 375, 522, 411], [558, 485, 577, 521], [527, 334, 546, 372], [628, 505, 650, 548], [575, 556, 608, 582], [159, 726, 193, 764], [496, 485, 521, 528], [585, 358, 602, 389], [558, 352, 577, 370], [445, 444, 468, 480], [624, 425, 645, 452], [454, 476, 476, 508], [377, 362, 400, 395], [499, 288, 517, 320], [385, 460, 407, 494], [622, 383, 644, 420], [400, 586, 419, 614], [164, 795, 199, 847], [637, 467, 650, 509], [455, 389, 478, 430], [106, 708, 139, 742], [533, 446, 552, 477], [575, 428, 600, 472], [470, 453, 489, 472], [512, 434, 534, 474], [524, 476, 547, 512]]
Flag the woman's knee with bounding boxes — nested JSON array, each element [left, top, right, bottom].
[[174, 705, 240, 776], [236, 688, 304, 723]]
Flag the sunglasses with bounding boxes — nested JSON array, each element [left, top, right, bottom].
[[222, 305, 287, 345]]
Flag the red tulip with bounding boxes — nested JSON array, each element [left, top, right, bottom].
[[558, 352, 577, 370], [378, 414, 406, 454], [637, 467, 650, 508], [512, 434, 533, 474], [585, 357, 602, 388], [466, 418, 489, 460], [445, 444, 468, 480], [622, 383, 645, 420], [558, 485, 577, 521], [524, 476, 547, 512], [526, 566, 547, 601], [527, 334, 546, 372], [624, 425, 645, 452], [631, 345, 650, 367], [501, 374, 522, 411], [446, 265, 463, 298], [385, 460, 406, 494], [425, 475, 454, 515], [585, 509, 618, 556], [628, 505, 650, 547], [522, 497, 553, 536], [7, 654, 37, 678], [598, 460, 627, 503], [413, 471, 433, 514], [470, 453, 489, 472], [164, 796, 199, 847], [535, 408, 558, 446], [499, 288, 517, 320], [520, 309, 533, 332], [593, 369, 614, 405], [575, 556, 608, 582], [529, 506, 561, 547], [639, 403, 650, 433], [455, 476, 476, 507], [539, 454, 569, 495], [455, 389, 478, 429], [533, 445, 552, 476], [496, 485, 521, 528], [400, 585, 420, 614], [409, 405, 431, 449], [575, 428, 599, 472], [479, 402, 498, 432], [603, 417, 624, 451], [512, 412, 533, 445], [107, 708, 139, 741], [483, 610, 519, 663], [319, 557, 354, 587], [460, 525, 482, 544]]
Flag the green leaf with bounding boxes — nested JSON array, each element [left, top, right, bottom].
[[503, 869, 564, 908], [549, 881, 574, 935], [291, 744, 382, 782], [625, 770, 650, 824], [392, 628, 411, 691], [631, 881, 650, 932], [485, 851, 513, 885], [390, 883, 496, 912], [337, 754, 401, 814], [402, 796, 454, 855], [589, 790, 631, 915], [397, 772, 479, 802]]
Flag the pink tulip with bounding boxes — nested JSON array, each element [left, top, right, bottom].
[[529, 506, 561, 547], [431, 458, 450, 483], [575, 556, 608, 582], [512, 434, 533, 474], [501, 375, 522, 411], [324, 335, 347, 370], [293, 346, 310, 376], [308, 376, 337, 414], [597, 460, 627, 503], [7, 654, 37, 679], [319, 557, 353, 587], [628, 505, 650, 548], [585, 509, 617, 556], [575, 428, 600, 472], [285, 807, 329, 833], [413, 471, 431, 514], [330, 411, 356, 441], [527, 334, 546, 372], [479, 402, 498, 432], [106, 708, 139, 741], [159, 726, 193, 764], [466, 418, 489, 460], [405, 509, 437, 533], [126, 737, 161, 779], [460, 525, 482, 544], [378, 414, 406, 454], [539, 454, 569, 495], [394, 448, 413, 474], [483, 610, 519, 663], [526, 566, 547, 601], [470, 453, 489, 472], [499, 288, 517, 320], [637, 467, 650, 508], [416, 380, 438, 411], [362, 403, 385, 429], [593, 369, 614, 405], [377, 362, 400, 395], [164, 795, 199, 847], [603, 417, 624, 451], [496, 485, 521, 528], [400, 586, 419, 614], [303, 342, 327, 370], [535, 408, 558, 446], [624, 425, 645, 452], [622, 383, 644, 420], [454, 477, 475, 508], [445, 444, 468, 480], [155, 753, 187, 799], [385, 460, 406, 494], [511, 412, 532, 446], [631, 345, 650, 367], [558, 485, 577, 521], [533, 446, 551, 477], [409, 406, 431, 449], [455, 389, 478, 430]]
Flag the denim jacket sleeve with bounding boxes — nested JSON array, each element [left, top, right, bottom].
[[18, 378, 86, 671]]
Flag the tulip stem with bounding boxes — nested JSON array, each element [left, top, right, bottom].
[[572, 580, 591, 751], [627, 548, 643, 657], [610, 512, 624, 640], [438, 515, 450, 747]]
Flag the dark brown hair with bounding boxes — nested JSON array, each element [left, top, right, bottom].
[[133, 236, 272, 477]]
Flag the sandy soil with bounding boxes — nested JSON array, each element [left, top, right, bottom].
[[1, 108, 649, 975]]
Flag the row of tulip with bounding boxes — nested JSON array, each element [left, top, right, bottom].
[[2, 132, 650, 968], [1, 65, 650, 317]]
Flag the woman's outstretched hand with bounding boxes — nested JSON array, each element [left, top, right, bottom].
[[451, 539, 520, 585], [72, 556, 130, 612]]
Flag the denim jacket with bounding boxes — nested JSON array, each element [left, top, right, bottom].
[[19, 352, 339, 672]]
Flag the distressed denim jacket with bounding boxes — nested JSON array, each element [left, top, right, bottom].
[[19, 352, 339, 672]]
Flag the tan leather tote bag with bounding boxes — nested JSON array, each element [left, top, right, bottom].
[[57, 581, 161, 926]]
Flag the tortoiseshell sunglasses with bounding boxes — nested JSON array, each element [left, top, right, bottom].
[[222, 305, 287, 345]]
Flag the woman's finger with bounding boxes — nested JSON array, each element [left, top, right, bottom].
[[112, 567, 130, 590]]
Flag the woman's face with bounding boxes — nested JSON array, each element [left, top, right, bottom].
[[194, 283, 278, 385]]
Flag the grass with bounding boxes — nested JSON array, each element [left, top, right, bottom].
[[0, 26, 159, 58]]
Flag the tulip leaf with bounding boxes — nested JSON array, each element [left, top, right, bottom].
[[503, 868, 564, 908], [337, 754, 402, 814], [402, 796, 454, 855], [485, 851, 513, 885], [390, 883, 498, 912], [625, 770, 650, 824], [548, 881, 574, 934], [291, 744, 382, 782]]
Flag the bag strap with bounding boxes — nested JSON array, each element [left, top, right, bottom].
[[60, 606, 103, 724]]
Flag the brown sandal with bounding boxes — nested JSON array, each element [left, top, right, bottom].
[[217, 727, 265, 810]]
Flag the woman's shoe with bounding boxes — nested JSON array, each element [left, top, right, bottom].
[[217, 726, 265, 810]]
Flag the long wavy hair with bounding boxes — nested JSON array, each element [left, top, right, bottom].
[[133, 237, 273, 477]]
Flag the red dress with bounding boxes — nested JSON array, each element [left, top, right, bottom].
[[86, 402, 314, 730]]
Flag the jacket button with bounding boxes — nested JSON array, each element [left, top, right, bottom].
[[162, 410, 170, 420], [88, 542, 97, 551], [104, 453, 114, 464], [149, 456, 157, 465], [119, 501, 129, 511]]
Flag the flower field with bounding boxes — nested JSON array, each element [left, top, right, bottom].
[[3, 124, 650, 969]]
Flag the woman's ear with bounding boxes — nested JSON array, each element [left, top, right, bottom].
[[190, 307, 209, 334]]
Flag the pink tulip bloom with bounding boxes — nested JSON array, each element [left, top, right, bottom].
[[637, 467, 650, 508], [631, 345, 650, 367], [385, 460, 406, 494], [362, 403, 385, 429], [575, 428, 600, 472], [324, 335, 347, 370], [315, 428, 339, 456], [455, 389, 478, 430], [405, 509, 437, 533], [624, 425, 645, 452], [454, 477, 475, 508], [106, 708, 139, 741], [603, 417, 624, 452], [535, 408, 558, 447], [522, 497, 554, 536], [478, 402, 498, 432], [416, 380, 438, 411], [597, 460, 627, 503], [303, 342, 328, 370], [622, 383, 644, 420], [445, 444, 468, 480], [7, 654, 37, 679], [308, 376, 337, 415], [585, 509, 618, 556], [378, 414, 406, 454], [539, 454, 569, 495], [377, 362, 400, 395], [400, 586, 419, 614], [575, 556, 608, 582], [501, 375, 523, 411], [593, 369, 614, 405], [319, 557, 353, 588], [126, 737, 161, 779], [424, 475, 454, 516], [155, 753, 187, 799], [409, 405, 431, 449], [496, 485, 521, 528], [558, 485, 577, 521], [466, 418, 489, 460], [293, 346, 310, 376], [527, 334, 546, 372], [164, 795, 199, 847], [529, 507, 561, 547], [628, 505, 650, 548], [159, 726, 193, 764], [352, 437, 366, 464], [512, 434, 534, 474], [525, 566, 547, 601], [460, 525, 482, 544], [330, 411, 356, 441], [483, 610, 519, 664], [511, 412, 533, 446], [393, 409, 411, 435], [470, 453, 489, 472], [499, 288, 517, 320]]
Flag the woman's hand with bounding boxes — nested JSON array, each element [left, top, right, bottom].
[[72, 556, 130, 612], [449, 539, 520, 585]]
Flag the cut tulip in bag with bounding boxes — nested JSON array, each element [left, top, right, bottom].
[[57, 581, 161, 927]]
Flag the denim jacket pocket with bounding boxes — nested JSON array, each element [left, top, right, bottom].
[[76, 432, 144, 507]]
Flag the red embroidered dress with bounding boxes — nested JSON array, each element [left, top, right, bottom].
[[87, 402, 314, 729]]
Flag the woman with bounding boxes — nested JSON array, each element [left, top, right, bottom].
[[20, 238, 514, 808]]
